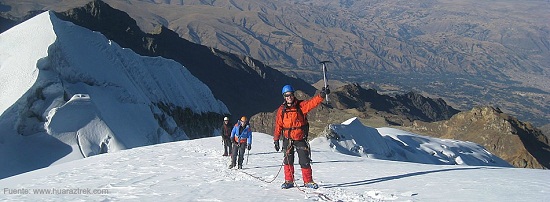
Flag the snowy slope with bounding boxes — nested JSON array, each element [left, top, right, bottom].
[[0, 11, 229, 179], [314, 118, 511, 167], [0, 131, 548, 201]]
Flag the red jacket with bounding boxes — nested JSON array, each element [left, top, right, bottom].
[[273, 94, 323, 141]]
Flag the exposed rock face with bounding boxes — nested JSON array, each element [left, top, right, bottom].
[[330, 84, 460, 125], [0, 16, 17, 33], [412, 106, 550, 169], [541, 124, 550, 140], [1, 8, 44, 33]]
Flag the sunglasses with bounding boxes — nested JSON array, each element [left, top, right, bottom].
[[283, 93, 294, 97]]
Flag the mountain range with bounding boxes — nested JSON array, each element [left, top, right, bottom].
[[3, 0, 547, 127], [0, 0, 548, 171], [120, 0, 550, 128]]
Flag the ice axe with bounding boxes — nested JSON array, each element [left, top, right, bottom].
[[319, 60, 331, 104]]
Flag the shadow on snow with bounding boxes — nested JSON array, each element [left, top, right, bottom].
[[322, 167, 501, 188]]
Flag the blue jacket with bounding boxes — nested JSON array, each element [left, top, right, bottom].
[[231, 121, 252, 145]]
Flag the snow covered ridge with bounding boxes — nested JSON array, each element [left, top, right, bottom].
[[312, 117, 512, 167], [0, 11, 228, 179], [0, 132, 548, 201]]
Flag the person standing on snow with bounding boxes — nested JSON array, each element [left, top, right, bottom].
[[273, 84, 329, 189], [221, 116, 232, 156], [229, 116, 252, 169]]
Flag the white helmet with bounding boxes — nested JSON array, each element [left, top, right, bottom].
[[223, 117, 229, 121]]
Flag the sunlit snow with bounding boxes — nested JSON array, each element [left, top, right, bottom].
[[0, 129, 548, 201]]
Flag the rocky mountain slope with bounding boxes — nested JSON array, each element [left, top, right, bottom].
[[542, 124, 550, 140], [411, 106, 550, 169], [96, 0, 550, 127], [329, 84, 460, 125], [2, 0, 547, 129]]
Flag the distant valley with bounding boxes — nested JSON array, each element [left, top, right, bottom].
[[1, 0, 548, 128], [298, 70, 548, 128]]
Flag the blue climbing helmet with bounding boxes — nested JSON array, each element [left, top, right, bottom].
[[281, 85, 294, 95]]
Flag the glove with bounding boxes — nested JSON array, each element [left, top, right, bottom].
[[320, 86, 330, 97], [247, 144, 251, 150], [274, 141, 280, 152]]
